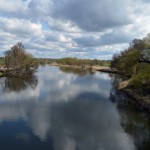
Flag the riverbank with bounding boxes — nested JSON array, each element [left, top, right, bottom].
[[118, 80, 150, 112], [50, 64, 122, 74], [0, 67, 36, 77]]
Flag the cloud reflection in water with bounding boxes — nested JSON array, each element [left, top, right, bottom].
[[0, 66, 136, 150]]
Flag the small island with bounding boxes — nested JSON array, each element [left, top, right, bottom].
[[0, 42, 37, 77]]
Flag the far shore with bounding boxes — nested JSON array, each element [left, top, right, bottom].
[[0, 64, 116, 77], [49, 63, 122, 74]]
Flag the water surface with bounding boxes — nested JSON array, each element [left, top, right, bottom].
[[0, 66, 149, 150]]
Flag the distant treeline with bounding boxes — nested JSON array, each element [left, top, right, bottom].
[[28, 57, 111, 67], [0, 56, 110, 68], [111, 34, 150, 93], [0, 43, 110, 68]]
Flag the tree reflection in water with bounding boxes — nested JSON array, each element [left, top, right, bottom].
[[59, 66, 95, 76], [110, 76, 150, 150], [0, 74, 38, 92]]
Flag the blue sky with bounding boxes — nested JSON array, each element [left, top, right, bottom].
[[0, 0, 150, 59]]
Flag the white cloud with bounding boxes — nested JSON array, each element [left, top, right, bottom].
[[0, 0, 150, 59], [0, 0, 25, 13], [0, 17, 42, 37]]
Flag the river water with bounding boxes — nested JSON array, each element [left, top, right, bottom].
[[0, 65, 149, 150]]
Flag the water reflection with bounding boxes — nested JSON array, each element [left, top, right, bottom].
[[110, 77, 150, 150], [0, 66, 149, 150], [0, 74, 38, 93], [0, 94, 134, 150], [120, 109, 150, 150], [59, 66, 95, 76]]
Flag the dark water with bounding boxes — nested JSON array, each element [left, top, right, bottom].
[[0, 66, 150, 150]]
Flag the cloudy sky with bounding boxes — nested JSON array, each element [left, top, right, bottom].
[[0, 0, 150, 59]]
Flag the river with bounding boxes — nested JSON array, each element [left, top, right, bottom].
[[0, 65, 149, 150]]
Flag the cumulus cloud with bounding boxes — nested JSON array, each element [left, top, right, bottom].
[[0, 0, 25, 14], [74, 27, 136, 47], [0, 17, 42, 37], [141, 0, 150, 3], [51, 0, 132, 32], [0, 0, 150, 59]]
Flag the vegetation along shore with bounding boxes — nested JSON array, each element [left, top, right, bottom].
[[111, 34, 150, 111], [0, 34, 150, 111]]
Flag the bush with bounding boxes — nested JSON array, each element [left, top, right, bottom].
[[4, 42, 34, 70]]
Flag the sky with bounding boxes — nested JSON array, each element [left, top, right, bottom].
[[0, 0, 150, 60]]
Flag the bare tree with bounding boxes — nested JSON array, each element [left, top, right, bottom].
[[4, 42, 34, 70]]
